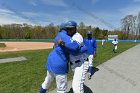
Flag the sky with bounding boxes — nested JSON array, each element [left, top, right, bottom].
[[0, 0, 140, 30]]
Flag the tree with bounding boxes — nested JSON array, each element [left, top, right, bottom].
[[24, 32, 32, 39], [47, 23, 57, 38], [121, 12, 140, 39], [79, 22, 85, 29], [93, 27, 101, 39], [102, 30, 108, 38]]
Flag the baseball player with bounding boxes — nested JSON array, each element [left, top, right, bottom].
[[65, 21, 89, 93], [84, 31, 97, 79], [112, 38, 118, 53], [40, 23, 87, 93]]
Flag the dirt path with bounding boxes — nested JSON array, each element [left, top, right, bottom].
[[0, 42, 54, 52]]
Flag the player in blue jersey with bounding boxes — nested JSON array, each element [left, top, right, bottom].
[[58, 21, 90, 93], [84, 31, 97, 79], [40, 22, 87, 93]]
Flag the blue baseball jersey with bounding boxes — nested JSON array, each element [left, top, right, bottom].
[[83, 38, 97, 55], [46, 30, 81, 74]]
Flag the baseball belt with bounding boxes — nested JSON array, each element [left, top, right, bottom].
[[70, 58, 88, 65]]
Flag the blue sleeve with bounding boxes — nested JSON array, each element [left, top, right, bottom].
[[65, 41, 79, 51], [65, 42, 87, 56], [93, 38, 97, 52], [54, 33, 61, 48], [55, 31, 85, 55], [83, 38, 86, 44], [79, 45, 87, 53]]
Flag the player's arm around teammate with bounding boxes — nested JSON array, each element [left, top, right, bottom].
[[59, 21, 89, 93], [40, 23, 83, 93]]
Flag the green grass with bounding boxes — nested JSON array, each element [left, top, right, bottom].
[[0, 42, 137, 93], [0, 43, 6, 48], [93, 42, 137, 66]]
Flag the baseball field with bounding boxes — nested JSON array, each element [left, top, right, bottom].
[[0, 42, 137, 93]]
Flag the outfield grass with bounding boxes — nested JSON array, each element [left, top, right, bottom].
[[0, 43, 6, 48], [93, 42, 137, 66], [0, 42, 137, 93]]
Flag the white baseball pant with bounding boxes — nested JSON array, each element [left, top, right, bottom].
[[115, 45, 117, 50], [88, 55, 94, 67], [71, 59, 89, 93], [41, 71, 67, 93], [102, 42, 104, 46]]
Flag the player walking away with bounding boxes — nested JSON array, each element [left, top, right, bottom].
[[112, 39, 118, 53], [65, 21, 89, 93], [84, 31, 97, 79], [40, 23, 85, 93]]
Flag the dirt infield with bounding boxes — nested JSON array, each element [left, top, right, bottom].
[[0, 42, 54, 52]]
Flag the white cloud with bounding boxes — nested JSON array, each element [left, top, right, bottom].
[[28, 0, 67, 7], [0, 8, 120, 30], [22, 12, 39, 17], [92, 0, 99, 4], [0, 8, 121, 30], [0, 9, 14, 14], [29, 0, 38, 6], [81, 13, 119, 30], [21, 11, 69, 25], [42, 0, 67, 7], [120, 5, 140, 16], [133, 0, 140, 2], [0, 9, 33, 25]]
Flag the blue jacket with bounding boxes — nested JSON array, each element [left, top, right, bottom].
[[46, 30, 85, 74], [83, 38, 97, 55]]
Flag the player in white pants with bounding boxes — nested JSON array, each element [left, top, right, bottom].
[[112, 39, 118, 53], [84, 31, 97, 79], [41, 71, 67, 93], [65, 21, 89, 93], [71, 58, 89, 93], [70, 34, 89, 93], [40, 23, 85, 93]]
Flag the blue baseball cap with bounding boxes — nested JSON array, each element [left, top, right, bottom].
[[65, 21, 77, 28]]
